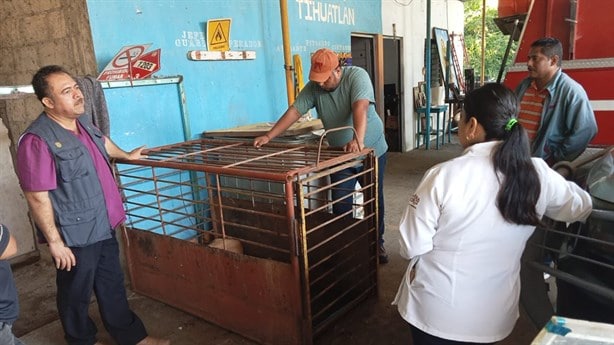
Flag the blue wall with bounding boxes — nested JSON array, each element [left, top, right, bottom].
[[86, 0, 381, 149]]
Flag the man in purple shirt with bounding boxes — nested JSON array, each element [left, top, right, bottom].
[[16, 65, 169, 345]]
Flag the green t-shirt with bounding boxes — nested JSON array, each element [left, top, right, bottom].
[[292, 66, 388, 157]]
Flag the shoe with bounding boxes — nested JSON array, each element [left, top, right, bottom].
[[137, 336, 171, 345], [379, 244, 389, 264]]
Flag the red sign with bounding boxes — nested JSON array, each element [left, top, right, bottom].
[[98, 44, 162, 81], [130, 49, 161, 79]]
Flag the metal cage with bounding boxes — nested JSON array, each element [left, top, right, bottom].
[[115, 138, 379, 345]]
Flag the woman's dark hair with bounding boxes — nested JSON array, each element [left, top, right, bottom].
[[31, 65, 73, 102], [463, 83, 542, 226]]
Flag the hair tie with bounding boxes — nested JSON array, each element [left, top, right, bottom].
[[504, 118, 518, 132]]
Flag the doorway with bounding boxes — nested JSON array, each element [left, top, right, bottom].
[[350, 35, 375, 86], [382, 37, 403, 152], [350, 35, 404, 152]]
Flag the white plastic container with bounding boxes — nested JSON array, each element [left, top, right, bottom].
[[531, 316, 614, 344], [430, 86, 445, 106]]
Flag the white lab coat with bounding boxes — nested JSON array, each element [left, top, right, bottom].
[[393, 141, 592, 343]]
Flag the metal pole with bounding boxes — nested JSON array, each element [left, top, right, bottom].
[[425, 0, 432, 149], [481, 0, 486, 85], [497, 19, 519, 83], [279, 0, 295, 106], [568, 0, 578, 59]]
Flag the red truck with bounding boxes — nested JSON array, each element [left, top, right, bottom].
[[499, 0, 614, 329]]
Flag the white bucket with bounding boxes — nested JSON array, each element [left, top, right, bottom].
[[430, 86, 445, 106]]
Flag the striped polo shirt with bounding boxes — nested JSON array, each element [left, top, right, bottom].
[[518, 81, 549, 142]]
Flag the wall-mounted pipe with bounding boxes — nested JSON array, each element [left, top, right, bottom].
[[280, 0, 295, 106]]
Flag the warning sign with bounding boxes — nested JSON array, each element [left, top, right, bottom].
[[97, 44, 163, 81], [131, 48, 161, 79], [98, 44, 152, 81], [207, 18, 231, 51]]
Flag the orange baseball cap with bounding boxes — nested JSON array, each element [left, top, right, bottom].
[[309, 48, 340, 83]]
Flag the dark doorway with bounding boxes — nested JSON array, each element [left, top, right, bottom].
[[383, 38, 403, 152], [351, 35, 404, 152], [350, 36, 375, 85]]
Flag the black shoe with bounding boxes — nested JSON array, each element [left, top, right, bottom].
[[379, 244, 389, 264]]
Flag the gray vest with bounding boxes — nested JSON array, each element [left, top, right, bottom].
[[25, 114, 113, 247]]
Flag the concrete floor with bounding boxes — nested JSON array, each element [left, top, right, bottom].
[[11, 136, 540, 345]]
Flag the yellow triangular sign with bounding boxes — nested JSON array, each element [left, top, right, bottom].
[[207, 18, 231, 51]]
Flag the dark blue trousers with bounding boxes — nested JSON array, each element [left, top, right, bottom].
[[330, 153, 387, 244], [56, 234, 147, 345]]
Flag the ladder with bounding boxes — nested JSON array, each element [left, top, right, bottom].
[[450, 33, 467, 93]]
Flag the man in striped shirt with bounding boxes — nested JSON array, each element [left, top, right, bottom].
[[515, 37, 597, 166]]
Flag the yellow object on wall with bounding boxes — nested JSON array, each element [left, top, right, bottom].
[[207, 18, 231, 51], [293, 54, 304, 98]]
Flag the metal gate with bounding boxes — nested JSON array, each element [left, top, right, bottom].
[[114, 138, 379, 345]]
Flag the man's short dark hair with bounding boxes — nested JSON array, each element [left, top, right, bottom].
[[31, 65, 73, 102], [531, 37, 563, 67]]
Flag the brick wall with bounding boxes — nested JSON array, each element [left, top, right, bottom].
[[0, 0, 97, 261], [0, 0, 96, 155], [0, 0, 97, 85]]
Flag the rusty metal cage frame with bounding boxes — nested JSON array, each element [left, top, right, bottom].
[[115, 138, 379, 345]]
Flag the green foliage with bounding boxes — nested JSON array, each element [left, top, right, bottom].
[[463, 0, 517, 81]]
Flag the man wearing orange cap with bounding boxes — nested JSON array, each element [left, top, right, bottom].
[[253, 48, 389, 263]]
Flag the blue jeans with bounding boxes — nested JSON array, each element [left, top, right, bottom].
[[0, 322, 24, 345], [330, 153, 386, 244]]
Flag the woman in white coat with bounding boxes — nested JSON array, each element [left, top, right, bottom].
[[393, 83, 592, 345]]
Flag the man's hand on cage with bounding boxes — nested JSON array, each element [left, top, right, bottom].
[[344, 138, 363, 153], [253, 134, 271, 149]]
